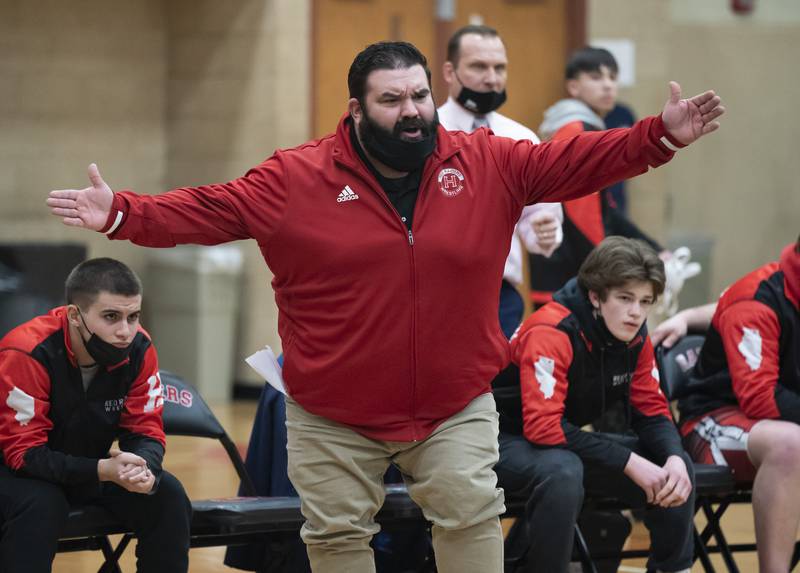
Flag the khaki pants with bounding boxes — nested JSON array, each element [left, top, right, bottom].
[[286, 392, 505, 573]]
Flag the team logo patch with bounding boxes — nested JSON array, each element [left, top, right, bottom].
[[438, 168, 464, 198], [738, 327, 762, 371], [7, 386, 35, 426], [534, 356, 556, 399]]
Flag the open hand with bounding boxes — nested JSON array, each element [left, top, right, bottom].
[[650, 313, 689, 348], [47, 163, 114, 230], [662, 81, 725, 145]]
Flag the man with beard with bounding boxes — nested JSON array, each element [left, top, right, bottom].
[[47, 41, 724, 573], [438, 25, 563, 338]]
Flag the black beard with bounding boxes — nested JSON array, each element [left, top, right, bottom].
[[357, 107, 439, 172]]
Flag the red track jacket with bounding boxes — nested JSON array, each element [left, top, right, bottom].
[[0, 308, 165, 486], [101, 114, 683, 441]]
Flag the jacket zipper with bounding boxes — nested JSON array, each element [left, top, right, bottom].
[[408, 227, 418, 440], [337, 164, 424, 439]]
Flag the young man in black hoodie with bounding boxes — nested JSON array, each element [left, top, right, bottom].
[[495, 236, 694, 573]]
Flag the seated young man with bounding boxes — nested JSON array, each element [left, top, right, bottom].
[[494, 236, 694, 573], [0, 258, 192, 573], [529, 47, 667, 306], [677, 236, 799, 573]]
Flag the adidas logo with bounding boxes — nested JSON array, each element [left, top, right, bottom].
[[336, 185, 359, 203]]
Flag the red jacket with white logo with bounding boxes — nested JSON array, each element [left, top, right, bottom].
[[680, 243, 800, 425], [101, 114, 683, 441], [0, 307, 165, 487], [506, 279, 681, 471]]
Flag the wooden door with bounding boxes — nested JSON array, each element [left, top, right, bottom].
[[312, 0, 436, 137], [450, 0, 571, 135], [312, 0, 576, 138]]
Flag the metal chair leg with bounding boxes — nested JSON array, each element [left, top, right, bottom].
[[701, 499, 740, 573], [573, 524, 598, 573], [96, 535, 123, 573]]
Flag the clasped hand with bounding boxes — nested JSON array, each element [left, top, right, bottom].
[[97, 448, 155, 494], [624, 452, 692, 508]]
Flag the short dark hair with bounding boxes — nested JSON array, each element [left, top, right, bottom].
[[565, 46, 618, 80], [65, 258, 142, 308], [446, 25, 501, 67], [578, 236, 665, 302], [348, 41, 432, 103]]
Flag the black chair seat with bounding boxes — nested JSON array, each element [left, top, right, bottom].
[[190, 485, 424, 534], [191, 497, 304, 531], [61, 505, 129, 539], [694, 463, 735, 496]]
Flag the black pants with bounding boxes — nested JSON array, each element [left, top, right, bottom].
[[0, 465, 192, 573], [495, 433, 696, 573]]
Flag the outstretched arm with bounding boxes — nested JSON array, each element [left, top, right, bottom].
[[47, 156, 289, 247], [493, 81, 726, 208]]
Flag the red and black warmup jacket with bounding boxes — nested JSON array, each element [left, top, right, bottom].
[[529, 120, 664, 305], [499, 278, 682, 471], [679, 243, 800, 425], [0, 307, 166, 490]]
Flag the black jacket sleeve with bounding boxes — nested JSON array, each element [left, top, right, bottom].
[[629, 338, 684, 463], [20, 446, 99, 485], [631, 411, 685, 464], [562, 421, 633, 471], [118, 431, 165, 488]]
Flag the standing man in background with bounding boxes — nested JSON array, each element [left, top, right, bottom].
[[439, 24, 563, 337]]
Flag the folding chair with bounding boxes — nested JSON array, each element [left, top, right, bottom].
[[658, 335, 800, 573], [656, 335, 742, 573], [55, 371, 292, 571], [56, 371, 427, 572]]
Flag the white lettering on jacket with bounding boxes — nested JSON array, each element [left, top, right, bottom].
[[535, 356, 557, 399], [738, 327, 763, 371], [7, 386, 35, 426]]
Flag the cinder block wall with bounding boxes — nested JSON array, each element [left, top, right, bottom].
[[1, 0, 311, 390], [589, 0, 800, 299], [0, 0, 166, 273]]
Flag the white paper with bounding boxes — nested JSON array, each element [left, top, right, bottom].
[[245, 346, 287, 395]]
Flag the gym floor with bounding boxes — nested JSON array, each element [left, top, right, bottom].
[[53, 400, 762, 572]]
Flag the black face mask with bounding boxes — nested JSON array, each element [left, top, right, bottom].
[[357, 108, 439, 173], [455, 73, 507, 115], [77, 310, 134, 367]]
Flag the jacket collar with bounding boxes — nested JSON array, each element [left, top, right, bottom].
[[780, 242, 800, 310], [57, 306, 79, 368]]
